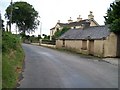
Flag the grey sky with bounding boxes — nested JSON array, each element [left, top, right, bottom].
[[0, 0, 114, 36]]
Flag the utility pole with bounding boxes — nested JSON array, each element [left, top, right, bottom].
[[40, 22, 42, 37], [10, 0, 13, 32], [39, 19, 42, 45], [39, 22, 42, 45]]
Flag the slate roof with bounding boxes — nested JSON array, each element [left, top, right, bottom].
[[50, 27, 55, 30], [57, 19, 90, 27], [50, 19, 99, 30], [59, 25, 110, 40]]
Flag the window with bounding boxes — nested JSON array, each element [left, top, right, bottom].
[[82, 40, 87, 50], [57, 28, 59, 31], [62, 39, 65, 47]]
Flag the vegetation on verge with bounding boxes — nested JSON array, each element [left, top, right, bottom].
[[2, 31, 24, 88], [0, 53, 1, 89], [104, 1, 120, 34], [0, 29, 2, 89]]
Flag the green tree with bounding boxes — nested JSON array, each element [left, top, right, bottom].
[[2, 20, 5, 31], [42, 34, 47, 40], [104, 1, 120, 34], [54, 27, 70, 38], [43, 35, 50, 40], [5, 1, 39, 35], [38, 35, 42, 40]]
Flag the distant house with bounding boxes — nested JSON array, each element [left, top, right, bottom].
[[50, 11, 99, 40], [56, 25, 120, 57]]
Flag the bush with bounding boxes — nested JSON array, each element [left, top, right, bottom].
[[2, 31, 24, 88], [2, 32, 20, 52]]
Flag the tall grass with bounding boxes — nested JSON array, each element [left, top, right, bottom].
[[2, 32, 24, 88], [0, 29, 2, 89]]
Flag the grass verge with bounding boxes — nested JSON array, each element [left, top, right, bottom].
[[0, 53, 2, 90], [0, 29, 2, 89], [2, 32, 24, 88]]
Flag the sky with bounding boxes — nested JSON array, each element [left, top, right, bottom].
[[0, 0, 115, 36]]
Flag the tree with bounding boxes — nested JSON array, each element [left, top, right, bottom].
[[5, 1, 39, 35], [54, 27, 70, 38], [38, 35, 42, 40], [104, 1, 120, 34], [2, 20, 5, 31]]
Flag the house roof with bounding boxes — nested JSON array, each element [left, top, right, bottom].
[[59, 25, 110, 40], [91, 19, 99, 26], [57, 19, 91, 27], [50, 27, 55, 30], [50, 19, 99, 30]]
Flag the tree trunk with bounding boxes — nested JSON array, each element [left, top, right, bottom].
[[22, 29, 26, 43]]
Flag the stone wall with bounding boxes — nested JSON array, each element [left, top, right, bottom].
[[94, 40, 104, 57], [104, 33, 117, 57]]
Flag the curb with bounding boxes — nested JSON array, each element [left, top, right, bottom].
[[102, 58, 119, 66]]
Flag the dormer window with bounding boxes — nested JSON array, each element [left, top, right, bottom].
[[57, 28, 59, 31]]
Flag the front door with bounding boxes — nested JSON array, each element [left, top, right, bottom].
[[89, 40, 94, 55]]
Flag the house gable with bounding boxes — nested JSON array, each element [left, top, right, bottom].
[[90, 19, 99, 26]]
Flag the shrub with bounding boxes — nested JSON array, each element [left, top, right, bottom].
[[2, 32, 20, 52], [2, 31, 24, 88]]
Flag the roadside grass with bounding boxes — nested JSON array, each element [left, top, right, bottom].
[[2, 32, 24, 88], [2, 48, 24, 88], [0, 53, 2, 89], [0, 30, 2, 89]]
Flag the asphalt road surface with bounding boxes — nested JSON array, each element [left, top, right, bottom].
[[19, 44, 118, 88]]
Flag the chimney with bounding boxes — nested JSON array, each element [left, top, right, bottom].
[[77, 15, 82, 22], [88, 11, 94, 20], [68, 17, 73, 23], [57, 20, 60, 23]]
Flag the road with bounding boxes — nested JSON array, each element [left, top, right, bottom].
[[19, 44, 118, 88]]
